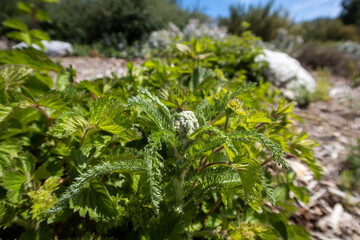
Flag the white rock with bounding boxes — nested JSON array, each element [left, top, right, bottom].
[[13, 42, 41, 51], [43, 40, 73, 57], [13, 40, 73, 57], [255, 49, 316, 99]]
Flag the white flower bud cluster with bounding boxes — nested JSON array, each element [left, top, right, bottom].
[[173, 111, 199, 137]]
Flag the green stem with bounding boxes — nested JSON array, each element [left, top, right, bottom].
[[174, 177, 184, 212], [31, 1, 37, 30], [109, 141, 115, 155], [201, 196, 222, 228], [174, 176, 186, 236], [12, 217, 31, 231], [224, 112, 230, 132], [32, 105, 52, 125], [260, 153, 298, 167], [200, 161, 238, 173], [89, 92, 97, 100], [192, 56, 197, 74]]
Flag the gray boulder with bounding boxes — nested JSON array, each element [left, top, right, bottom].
[[255, 49, 316, 99], [13, 40, 73, 57]]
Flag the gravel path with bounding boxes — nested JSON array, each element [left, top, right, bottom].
[[291, 74, 360, 239], [53, 57, 142, 82]]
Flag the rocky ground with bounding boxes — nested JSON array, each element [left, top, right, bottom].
[[56, 57, 360, 239], [52, 57, 142, 81], [291, 74, 360, 240]]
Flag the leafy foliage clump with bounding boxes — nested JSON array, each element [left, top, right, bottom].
[[2, 0, 58, 50], [0, 30, 321, 239], [341, 139, 360, 190], [42, 0, 207, 45], [219, 0, 292, 42]]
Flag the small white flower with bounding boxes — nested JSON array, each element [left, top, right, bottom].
[[173, 111, 199, 137]]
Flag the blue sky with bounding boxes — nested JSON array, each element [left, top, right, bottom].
[[180, 0, 343, 22]]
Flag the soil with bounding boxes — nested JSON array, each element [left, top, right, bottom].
[[55, 57, 360, 239], [52, 57, 142, 82], [291, 73, 360, 240]]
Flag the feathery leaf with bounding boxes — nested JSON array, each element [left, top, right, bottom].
[[47, 154, 146, 214]]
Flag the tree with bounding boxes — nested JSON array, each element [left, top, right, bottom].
[[341, 0, 360, 26], [42, 0, 207, 44], [0, 0, 18, 36]]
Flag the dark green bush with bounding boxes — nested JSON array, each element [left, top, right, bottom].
[[41, 0, 207, 45], [0, 0, 18, 36], [341, 0, 360, 26]]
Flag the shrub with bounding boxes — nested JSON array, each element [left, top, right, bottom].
[[296, 41, 360, 77], [262, 28, 304, 56], [0, 30, 321, 239], [341, 140, 360, 190], [296, 18, 360, 42], [337, 40, 360, 60], [1, 0, 57, 50], [293, 68, 331, 108], [143, 19, 228, 57], [340, 0, 360, 26], [41, 0, 207, 45], [0, 0, 18, 36], [219, 0, 293, 41], [73, 19, 229, 59], [273, 29, 303, 54]]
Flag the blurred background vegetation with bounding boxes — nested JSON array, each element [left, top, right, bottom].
[[0, 0, 207, 45], [218, 0, 360, 43], [2, 0, 360, 45], [1, 0, 360, 79]]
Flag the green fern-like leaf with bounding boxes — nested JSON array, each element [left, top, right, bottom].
[[144, 131, 168, 214], [263, 171, 276, 206], [186, 166, 241, 205], [128, 87, 173, 130], [70, 180, 117, 221], [47, 154, 146, 214], [230, 130, 288, 168], [138, 87, 172, 125], [194, 83, 256, 124], [128, 97, 167, 130]]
